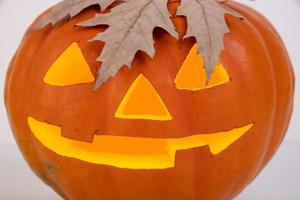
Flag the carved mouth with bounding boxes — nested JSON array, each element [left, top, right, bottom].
[[28, 116, 253, 169]]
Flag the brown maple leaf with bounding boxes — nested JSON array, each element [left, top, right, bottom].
[[33, 0, 116, 30], [32, 0, 249, 89], [79, 0, 178, 89], [177, 0, 241, 83]]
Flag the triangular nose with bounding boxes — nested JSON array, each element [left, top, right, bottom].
[[115, 74, 172, 121]]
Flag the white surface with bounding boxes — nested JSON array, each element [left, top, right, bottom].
[[0, 0, 299, 199], [0, 140, 299, 200]]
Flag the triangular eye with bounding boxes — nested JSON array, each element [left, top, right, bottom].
[[43, 42, 95, 86], [174, 44, 230, 91], [115, 74, 172, 121]]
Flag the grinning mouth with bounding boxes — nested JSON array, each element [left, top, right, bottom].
[[28, 116, 253, 169]]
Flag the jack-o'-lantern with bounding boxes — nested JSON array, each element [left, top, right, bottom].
[[5, 0, 294, 199]]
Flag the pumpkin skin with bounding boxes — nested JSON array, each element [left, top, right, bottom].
[[5, 0, 294, 199]]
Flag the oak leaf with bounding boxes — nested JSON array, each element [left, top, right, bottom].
[[79, 0, 178, 89], [177, 0, 241, 83], [33, 0, 116, 30]]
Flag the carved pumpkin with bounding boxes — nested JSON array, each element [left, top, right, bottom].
[[5, 0, 294, 199]]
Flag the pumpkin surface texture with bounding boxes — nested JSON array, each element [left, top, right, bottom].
[[5, 0, 294, 199]]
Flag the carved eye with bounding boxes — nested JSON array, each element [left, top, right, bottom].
[[174, 44, 230, 91], [43, 42, 95, 86]]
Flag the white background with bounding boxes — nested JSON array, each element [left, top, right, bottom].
[[0, 0, 299, 199]]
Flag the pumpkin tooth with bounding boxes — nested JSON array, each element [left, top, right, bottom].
[[61, 125, 95, 143], [202, 124, 254, 155], [167, 124, 253, 155]]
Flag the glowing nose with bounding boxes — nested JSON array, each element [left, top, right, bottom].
[[114, 74, 172, 121]]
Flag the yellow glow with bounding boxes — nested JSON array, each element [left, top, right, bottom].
[[28, 116, 253, 169], [43, 42, 95, 86], [115, 74, 172, 121], [175, 44, 230, 91]]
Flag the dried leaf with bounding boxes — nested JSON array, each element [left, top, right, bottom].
[[79, 0, 178, 89], [177, 0, 241, 83], [33, 0, 116, 30]]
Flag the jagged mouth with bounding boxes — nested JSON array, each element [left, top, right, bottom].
[[28, 116, 253, 169]]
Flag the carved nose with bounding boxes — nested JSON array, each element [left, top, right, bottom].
[[114, 74, 172, 121]]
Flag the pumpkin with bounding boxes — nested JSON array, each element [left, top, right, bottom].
[[5, 0, 294, 199]]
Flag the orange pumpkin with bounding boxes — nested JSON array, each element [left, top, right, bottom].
[[5, 0, 294, 199]]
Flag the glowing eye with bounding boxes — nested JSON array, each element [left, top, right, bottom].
[[174, 44, 230, 91], [43, 42, 95, 86]]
